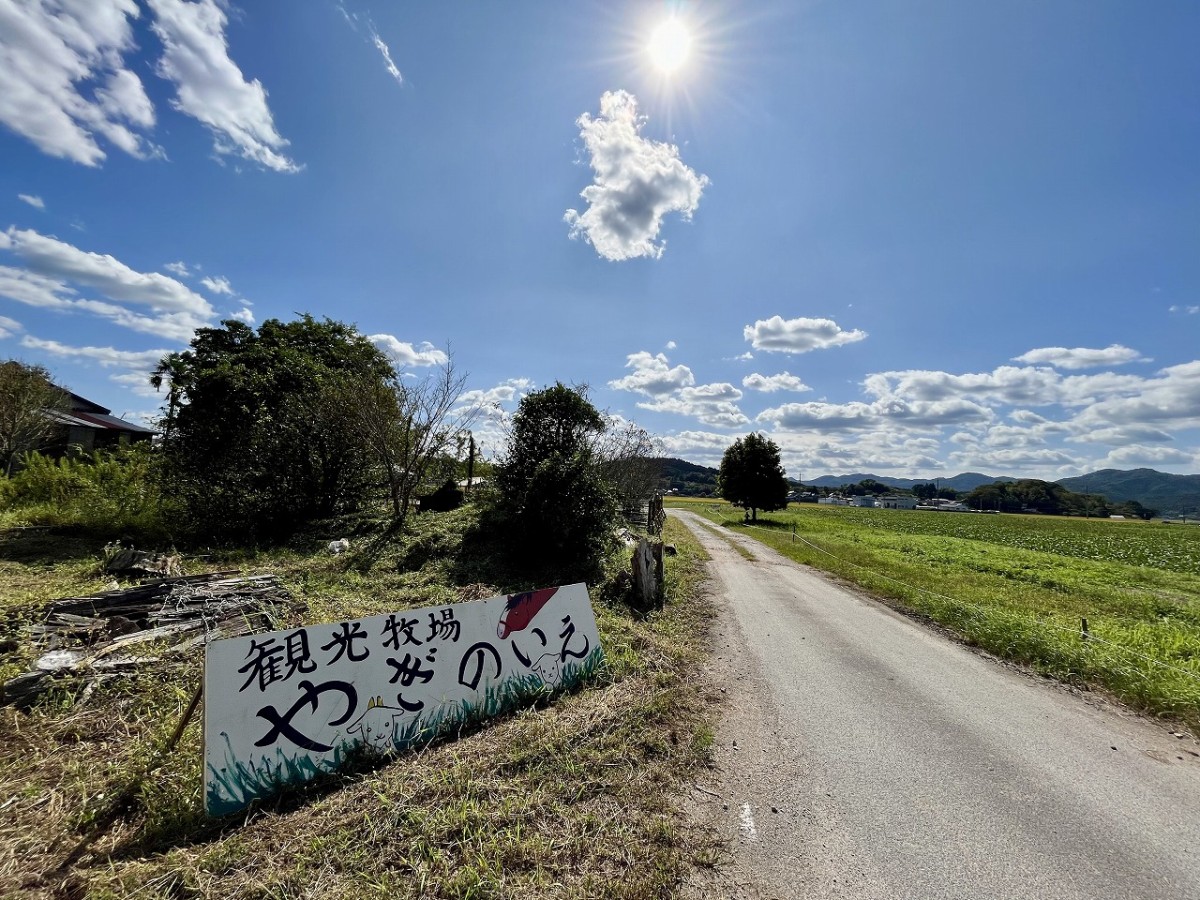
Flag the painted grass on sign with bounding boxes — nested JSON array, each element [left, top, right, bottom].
[[672, 502, 1200, 729]]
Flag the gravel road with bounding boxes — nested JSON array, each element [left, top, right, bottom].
[[673, 509, 1200, 900]]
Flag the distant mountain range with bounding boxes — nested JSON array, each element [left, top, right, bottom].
[[657, 457, 1200, 515], [802, 472, 1016, 491]]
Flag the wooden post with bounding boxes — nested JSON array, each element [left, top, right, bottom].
[[631, 537, 664, 610], [1080, 618, 1089, 642]]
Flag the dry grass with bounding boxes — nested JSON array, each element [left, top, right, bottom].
[[0, 515, 720, 899]]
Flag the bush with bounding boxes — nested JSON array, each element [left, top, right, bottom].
[[154, 316, 395, 544], [0, 447, 176, 540]]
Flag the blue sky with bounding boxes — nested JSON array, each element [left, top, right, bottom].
[[1, 0, 1198, 479]]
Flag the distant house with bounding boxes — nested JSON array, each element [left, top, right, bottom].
[[819, 496, 850, 506], [920, 498, 969, 512], [852, 496, 876, 508], [878, 495, 917, 510], [42, 392, 155, 456]]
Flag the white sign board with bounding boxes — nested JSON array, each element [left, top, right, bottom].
[[204, 583, 603, 816]]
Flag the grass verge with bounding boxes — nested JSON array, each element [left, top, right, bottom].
[[670, 501, 1200, 730], [1, 513, 720, 898]]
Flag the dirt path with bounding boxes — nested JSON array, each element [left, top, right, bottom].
[[674, 509, 1200, 900]]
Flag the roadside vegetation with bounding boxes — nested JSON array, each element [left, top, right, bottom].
[[670, 499, 1200, 730], [1, 507, 719, 898], [1, 323, 722, 897]]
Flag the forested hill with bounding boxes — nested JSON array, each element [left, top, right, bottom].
[[655, 457, 719, 496], [1057, 469, 1200, 517], [805, 472, 1015, 491]]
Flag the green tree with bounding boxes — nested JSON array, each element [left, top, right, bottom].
[[718, 432, 789, 521], [913, 482, 937, 501], [0, 360, 69, 476], [965, 482, 1015, 512], [494, 383, 620, 578], [152, 316, 395, 543]]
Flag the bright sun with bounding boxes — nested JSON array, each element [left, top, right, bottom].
[[648, 17, 691, 74]]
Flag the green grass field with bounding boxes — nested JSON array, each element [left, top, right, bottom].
[[669, 499, 1200, 729]]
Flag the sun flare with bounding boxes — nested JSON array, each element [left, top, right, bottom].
[[647, 17, 691, 74]]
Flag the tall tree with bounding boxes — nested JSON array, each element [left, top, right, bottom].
[[0, 360, 68, 476], [152, 316, 395, 542], [718, 432, 789, 521], [495, 383, 620, 577]]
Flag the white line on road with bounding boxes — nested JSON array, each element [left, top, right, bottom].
[[739, 802, 758, 841]]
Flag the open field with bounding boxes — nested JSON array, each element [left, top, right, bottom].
[[0, 513, 720, 899], [669, 499, 1200, 730]]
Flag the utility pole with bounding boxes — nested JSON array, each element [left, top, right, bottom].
[[466, 433, 476, 493]]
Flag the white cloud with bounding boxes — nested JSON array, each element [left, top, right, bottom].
[[20, 335, 169, 399], [1066, 360, 1200, 436], [640, 395, 749, 429], [744, 316, 867, 354], [1169, 305, 1200, 315], [21, 335, 168, 369], [1011, 344, 1145, 370], [1, 229, 206, 315], [451, 378, 535, 456], [0, 0, 160, 165], [337, 6, 403, 88], [0, 314, 22, 339], [1075, 425, 1175, 446], [0, 265, 71, 308], [564, 90, 708, 261], [108, 370, 164, 398], [368, 24, 403, 86], [148, 0, 299, 173], [200, 274, 233, 294], [757, 397, 992, 433], [946, 446, 1080, 472], [1097, 445, 1196, 468], [1010, 409, 1049, 425], [638, 382, 749, 428], [665, 340, 676, 350], [229, 306, 255, 324], [743, 372, 811, 393], [368, 335, 449, 368], [164, 260, 190, 276], [457, 377, 534, 409], [608, 350, 694, 396], [862, 365, 1148, 409], [0, 227, 214, 341], [17, 194, 45, 210], [659, 429, 737, 466]]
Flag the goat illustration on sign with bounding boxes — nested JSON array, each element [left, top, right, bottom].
[[345, 696, 405, 751]]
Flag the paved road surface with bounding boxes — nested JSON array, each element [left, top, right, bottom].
[[673, 510, 1200, 900]]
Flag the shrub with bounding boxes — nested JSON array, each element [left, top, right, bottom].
[[0, 447, 175, 540]]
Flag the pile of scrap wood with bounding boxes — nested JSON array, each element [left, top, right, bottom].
[[2, 572, 295, 706], [103, 541, 183, 579]]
